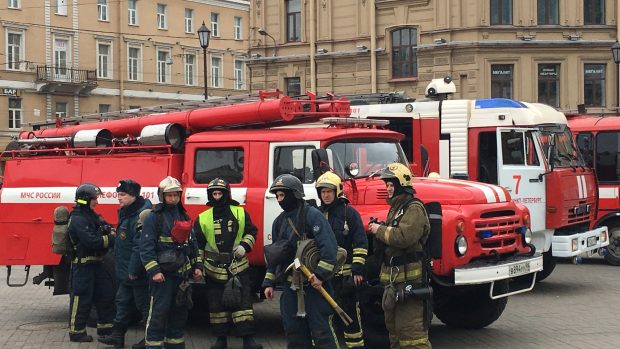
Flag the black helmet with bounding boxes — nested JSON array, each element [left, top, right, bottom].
[[207, 178, 238, 206], [207, 178, 230, 194], [269, 174, 304, 199], [75, 183, 102, 206]]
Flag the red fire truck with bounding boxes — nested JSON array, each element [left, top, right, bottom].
[[0, 92, 541, 331], [350, 78, 609, 279], [568, 114, 620, 265]]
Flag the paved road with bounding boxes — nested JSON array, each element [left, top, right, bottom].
[[0, 258, 618, 348]]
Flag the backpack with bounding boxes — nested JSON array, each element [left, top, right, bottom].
[[51, 206, 72, 255]]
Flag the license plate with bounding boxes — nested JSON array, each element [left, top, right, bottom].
[[509, 262, 530, 277], [587, 236, 597, 247]]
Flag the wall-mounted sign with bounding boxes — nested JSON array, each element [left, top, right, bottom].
[[0, 88, 21, 97]]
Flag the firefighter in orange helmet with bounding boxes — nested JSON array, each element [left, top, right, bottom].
[[368, 163, 432, 349]]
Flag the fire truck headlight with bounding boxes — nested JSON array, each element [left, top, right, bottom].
[[521, 227, 533, 244], [571, 238, 578, 252], [455, 235, 467, 256]]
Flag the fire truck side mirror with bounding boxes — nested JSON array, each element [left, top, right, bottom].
[[311, 149, 330, 180]]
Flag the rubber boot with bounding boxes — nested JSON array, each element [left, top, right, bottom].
[[243, 335, 263, 349], [132, 338, 146, 349], [98, 325, 125, 349], [70, 333, 93, 342], [210, 336, 228, 349]]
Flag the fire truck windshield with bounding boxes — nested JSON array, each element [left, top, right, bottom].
[[539, 126, 585, 168], [325, 139, 408, 178]]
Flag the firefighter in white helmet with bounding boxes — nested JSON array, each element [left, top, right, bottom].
[[140, 176, 203, 349], [316, 171, 368, 349], [368, 163, 431, 349]]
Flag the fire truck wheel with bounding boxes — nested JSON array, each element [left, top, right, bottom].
[[432, 281, 507, 329], [604, 226, 620, 266], [536, 250, 556, 282]]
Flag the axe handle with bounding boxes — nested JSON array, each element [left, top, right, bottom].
[[298, 264, 353, 325]]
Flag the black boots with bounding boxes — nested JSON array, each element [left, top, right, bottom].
[[131, 338, 146, 349], [243, 335, 263, 349], [97, 325, 125, 349], [211, 336, 227, 349], [69, 333, 93, 342]]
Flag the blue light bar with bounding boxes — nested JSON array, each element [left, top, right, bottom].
[[475, 99, 527, 109]]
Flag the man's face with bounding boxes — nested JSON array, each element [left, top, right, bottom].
[[89, 198, 98, 210], [276, 191, 286, 202], [164, 192, 181, 205], [211, 190, 223, 201], [117, 192, 136, 208], [320, 188, 336, 205], [386, 182, 395, 198]]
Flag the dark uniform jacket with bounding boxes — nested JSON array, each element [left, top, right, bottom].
[[114, 196, 152, 285], [140, 203, 201, 278], [262, 203, 338, 288], [68, 205, 114, 264], [319, 198, 368, 276], [375, 193, 430, 285]]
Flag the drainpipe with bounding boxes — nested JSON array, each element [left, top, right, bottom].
[[118, 2, 124, 108], [370, 0, 377, 93], [310, 0, 316, 93]]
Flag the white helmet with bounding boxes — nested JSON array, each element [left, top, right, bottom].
[[158, 176, 182, 202]]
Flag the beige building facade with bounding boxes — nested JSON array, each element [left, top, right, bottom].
[[0, 0, 250, 150], [249, 0, 619, 114]]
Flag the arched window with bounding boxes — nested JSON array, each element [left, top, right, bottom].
[[391, 28, 417, 79]]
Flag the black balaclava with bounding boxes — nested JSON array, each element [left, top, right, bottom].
[[385, 178, 405, 197], [278, 190, 300, 212], [208, 190, 229, 208]]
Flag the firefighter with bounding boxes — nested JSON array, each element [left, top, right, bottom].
[[67, 183, 116, 342], [262, 174, 339, 349], [315, 171, 368, 349], [368, 163, 431, 349], [140, 176, 203, 349], [99, 179, 152, 349], [194, 178, 262, 349]]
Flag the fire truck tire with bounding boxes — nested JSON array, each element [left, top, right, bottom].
[[604, 226, 620, 266], [536, 250, 556, 282], [432, 281, 507, 329]]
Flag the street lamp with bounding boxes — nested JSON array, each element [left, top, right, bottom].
[[612, 41, 620, 113], [197, 21, 211, 100], [258, 28, 277, 57]]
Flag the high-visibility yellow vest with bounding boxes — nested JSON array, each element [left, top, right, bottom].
[[198, 205, 246, 252]]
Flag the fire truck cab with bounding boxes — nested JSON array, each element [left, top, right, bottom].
[[351, 78, 609, 280], [568, 114, 620, 265], [0, 92, 541, 332]]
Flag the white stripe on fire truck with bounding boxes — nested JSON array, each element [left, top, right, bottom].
[[1, 187, 160, 204], [184, 187, 247, 206], [576, 176, 584, 199], [599, 187, 619, 199], [580, 175, 587, 198], [429, 179, 497, 204]]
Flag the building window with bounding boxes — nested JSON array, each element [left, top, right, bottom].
[[8, 98, 22, 129], [157, 4, 167, 29], [128, 45, 141, 81], [584, 64, 605, 107], [99, 104, 111, 113], [128, 0, 138, 25], [491, 0, 512, 25], [8, 0, 20, 9], [185, 9, 194, 33], [54, 37, 70, 80], [538, 64, 560, 107], [285, 77, 301, 96], [6, 31, 23, 71], [157, 48, 171, 83], [537, 0, 558, 25], [54, 0, 67, 15], [491, 64, 513, 99], [391, 28, 418, 79], [55, 102, 67, 117], [234, 59, 244, 90], [211, 13, 220, 37], [286, 0, 301, 42], [97, 42, 112, 79], [184, 52, 196, 86], [211, 55, 222, 87], [234, 16, 242, 40], [584, 0, 604, 25], [98, 0, 108, 21]]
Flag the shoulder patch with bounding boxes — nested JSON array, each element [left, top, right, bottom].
[[313, 225, 320, 233]]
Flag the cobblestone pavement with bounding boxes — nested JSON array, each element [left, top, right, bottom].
[[0, 257, 618, 348]]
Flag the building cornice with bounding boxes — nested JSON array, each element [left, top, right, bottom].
[[0, 21, 29, 30], [187, 0, 250, 11]]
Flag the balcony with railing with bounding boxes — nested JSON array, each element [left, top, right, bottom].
[[36, 66, 98, 95]]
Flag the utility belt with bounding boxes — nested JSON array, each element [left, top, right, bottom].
[[385, 253, 420, 266], [204, 250, 235, 266], [72, 255, 104, 265]]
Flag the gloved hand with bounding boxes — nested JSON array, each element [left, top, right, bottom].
[[233, 244, 246, 259]]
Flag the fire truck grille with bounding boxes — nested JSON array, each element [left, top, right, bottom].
[[567, 200, 594, 225], [474, 215, 522, 250]]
